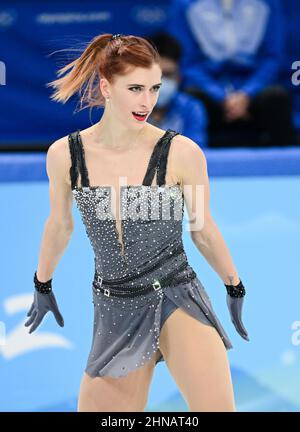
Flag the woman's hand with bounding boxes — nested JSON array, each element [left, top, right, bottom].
[[226, 294, 249, 341], [24, 290, 64, 334]]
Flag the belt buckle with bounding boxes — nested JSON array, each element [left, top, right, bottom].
[[104, 288, 110, 297], [97, 275, 103, 287], [152, 279, 161, 291]]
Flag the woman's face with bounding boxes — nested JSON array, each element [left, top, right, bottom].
[[101, 63, 162, 129]]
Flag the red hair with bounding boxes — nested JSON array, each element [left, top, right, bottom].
[[46, 33, 160, 113]]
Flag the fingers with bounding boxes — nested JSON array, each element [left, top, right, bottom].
[[24, 310, 37, 327], [52, 306, 64, 327], [28, 312, 44, 334], [48, 293, 64, 327], [239, 322, 250, 340], [239, 330, 250, 341], [237, 323, 249, 340], [235, 300, 249, 340], [234, 318, 250, 341], [227, 295, 250, 341], [27, 302, 34, 317]]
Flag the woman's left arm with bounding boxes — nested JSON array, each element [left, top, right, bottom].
[[172, 135, 240, 286], [171, 135, 250, 341]]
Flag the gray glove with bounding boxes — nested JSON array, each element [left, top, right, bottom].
[[24, 271, 64, 334], [225, 279, 250, 341]]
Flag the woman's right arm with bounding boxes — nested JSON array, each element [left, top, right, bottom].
[[35, 137, 74, 282]]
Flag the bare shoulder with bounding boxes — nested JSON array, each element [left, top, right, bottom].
[[171, 133, 205, 159], [46, 134, 72, 185], [47, 134, 70, 157], [169, 134, 207, 179]]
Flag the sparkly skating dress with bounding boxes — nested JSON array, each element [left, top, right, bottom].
[[68, 128, 233, 378]]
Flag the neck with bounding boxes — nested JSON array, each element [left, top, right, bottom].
[[92, 111, 150, 150]]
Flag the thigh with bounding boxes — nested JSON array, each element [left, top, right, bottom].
[[78, 350, 161, 412], [159, 307, 236, 412]]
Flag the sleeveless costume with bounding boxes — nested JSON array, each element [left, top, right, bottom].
[[68, 128, 233, 378]]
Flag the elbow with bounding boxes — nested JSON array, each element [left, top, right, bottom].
[[190, 219, 216, 247], [191, 230, 208, 247], [64, 222, 74, 234], [47, 216, 74, 234]]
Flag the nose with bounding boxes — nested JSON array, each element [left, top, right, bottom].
[[140, 91, 152, 110]]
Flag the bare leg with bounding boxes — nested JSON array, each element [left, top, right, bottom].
[[159, 308, 236, 412], [77, 350, 161, 412]]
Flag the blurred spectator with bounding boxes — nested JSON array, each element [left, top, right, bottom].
[[147, 31, 208, 148], [167, 0, 295, 147]]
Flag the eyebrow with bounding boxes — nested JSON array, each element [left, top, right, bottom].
[[127, 83, 162, 87]]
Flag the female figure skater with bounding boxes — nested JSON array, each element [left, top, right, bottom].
[[24, 34, 249, 412]]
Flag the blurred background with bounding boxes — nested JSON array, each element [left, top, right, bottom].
[[0, 0, 300, 412]]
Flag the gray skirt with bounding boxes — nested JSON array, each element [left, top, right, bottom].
[[84, 276, 233, 378]]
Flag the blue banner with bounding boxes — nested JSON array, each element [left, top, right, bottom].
[[0, 1, 169, 147]]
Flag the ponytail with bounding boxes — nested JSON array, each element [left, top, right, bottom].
[[46, 32, 160, 113]]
